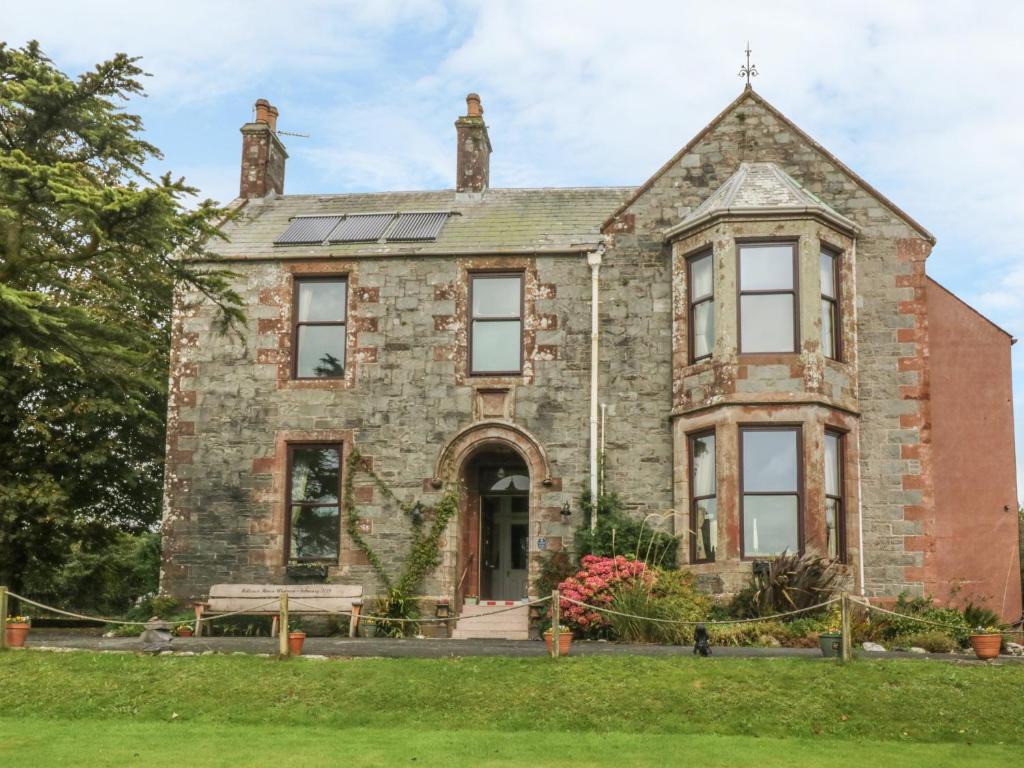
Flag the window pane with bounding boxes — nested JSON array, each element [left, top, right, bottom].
[[297, 280, 347, 322], [290, 505, 340, 560], [510, 524, 529, 569], [742, 429, 798, 492], [291, 446, 340, 503], [743, 495, 799, 556], [297, 325, 346, 378], [820, 252, 836, 299], [821, 299, 836, 358], [694, 498, 717, 561], [693, 300, 714, 359], [824, 432, 841, 496], [825, 498, 840, 559], [690, 253, 713, 299], [472, 276, 521, 318], [740, 244, 794, 290], [471, 320, 521, 372], [740, 294, 795, 353], [692, 434, 716, 496]]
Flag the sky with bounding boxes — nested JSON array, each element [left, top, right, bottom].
[[6, 0, 1024, 499]]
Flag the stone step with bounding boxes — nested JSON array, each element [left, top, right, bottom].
[[452, 603, 530, 640], [451, 628, 530, 640]]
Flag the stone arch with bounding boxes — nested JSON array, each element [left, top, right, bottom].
[[432, 421, 553, 488]]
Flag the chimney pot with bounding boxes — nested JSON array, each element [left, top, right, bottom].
[[254, 98, 272, 125], [466, 93, 483, 118], [267, 105, 279, 133]]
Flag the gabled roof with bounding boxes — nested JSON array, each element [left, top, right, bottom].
[[663, 162, 858, 240], [602, 86, 936, 245], [207, 187, 632, 260]]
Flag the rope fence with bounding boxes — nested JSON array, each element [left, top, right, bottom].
[[2, 585, 1019, 661]]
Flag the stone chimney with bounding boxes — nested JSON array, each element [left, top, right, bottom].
[[455, 93, 491, 193], [239, 98, 287, 199]]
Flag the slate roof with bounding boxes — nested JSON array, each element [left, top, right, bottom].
[[207, 187, 633, 260], [664, 162, 859, 240]]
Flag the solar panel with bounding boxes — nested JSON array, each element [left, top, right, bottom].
[[384, 212, 449, 241], [327, 213, 396, 243], [274, 216, 343, 245]]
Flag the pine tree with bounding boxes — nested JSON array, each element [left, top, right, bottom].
[[0, 41, 243, 596]]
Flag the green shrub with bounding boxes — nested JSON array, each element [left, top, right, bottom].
[[574, 490, 678, 569], [606, 568, 709, 645], [891, 630, 956, 653], [534, 550, 576, 601], [877, 593, 971, 646], [962, 600, 1000, 631], [730, 553, 842, 619]]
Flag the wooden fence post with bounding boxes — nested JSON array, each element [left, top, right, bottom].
[[0, 587, 8, 651], [279, 591, 290, 658], [840, 591, 852, 662], [550, 589, 560, 659]]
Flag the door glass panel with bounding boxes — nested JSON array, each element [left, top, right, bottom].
[[510, 524, 528, 570]]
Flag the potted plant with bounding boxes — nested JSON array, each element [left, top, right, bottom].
[[361, 618, 378, 638], [818, 625, 842, 658], [969, 626, 1003, 660], [175, 623, 194, 638], [286, 618, 305, 655], [543, 625, 573, 656], [4, 616, 30, 648]]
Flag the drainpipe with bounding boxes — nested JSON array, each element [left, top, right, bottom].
[[588, 245, 605, 531], [851, 238, 867, 597]]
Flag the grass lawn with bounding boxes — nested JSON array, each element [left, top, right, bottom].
[[1, 651, 1022, 766]]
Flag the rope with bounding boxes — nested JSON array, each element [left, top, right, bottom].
[[287, 595, 552, 625], [851, 598, 1018, 635], [7, 591, 280, 627], [560, 595, 841, 626]]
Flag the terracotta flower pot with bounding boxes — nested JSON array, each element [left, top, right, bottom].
[[288, 630, 306, 655], [970, 634, 1001, 660], [177, 628, 194, 638], [544, 631, 572, 656], [5, 622, 30, 648]]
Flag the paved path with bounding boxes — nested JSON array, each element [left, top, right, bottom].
[[21, 630, 1024, 663]]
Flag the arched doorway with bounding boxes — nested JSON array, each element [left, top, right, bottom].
[[458, 446, 530, 605]]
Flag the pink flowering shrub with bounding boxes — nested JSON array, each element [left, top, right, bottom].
[[556, 555, 652, 635]]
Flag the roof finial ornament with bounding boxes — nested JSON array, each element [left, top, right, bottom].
[[739, 42, 758, 87]]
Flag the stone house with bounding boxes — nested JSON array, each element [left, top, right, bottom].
[[161, 87, 1022, 625]]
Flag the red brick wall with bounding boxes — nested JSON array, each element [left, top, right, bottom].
[[927, 279, 1021, 621]]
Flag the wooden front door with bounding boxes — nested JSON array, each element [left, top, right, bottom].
[[480, 494, 529, 601]]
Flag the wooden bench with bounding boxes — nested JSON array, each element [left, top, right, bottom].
[[193, 584, 363, 637]]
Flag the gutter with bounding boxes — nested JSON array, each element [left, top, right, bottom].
[[587, 244, 605, 530]]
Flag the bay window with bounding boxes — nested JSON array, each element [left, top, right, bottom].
[[689, 431, 717, 562], [687, 251, 714, 362], [824, 430, 845, 561], [820, 248, 840, 360], [741, 426, 802, 557], [738, 242, 798, 354]]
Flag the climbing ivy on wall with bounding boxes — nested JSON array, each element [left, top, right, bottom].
[[343, 450, 459, 622]]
